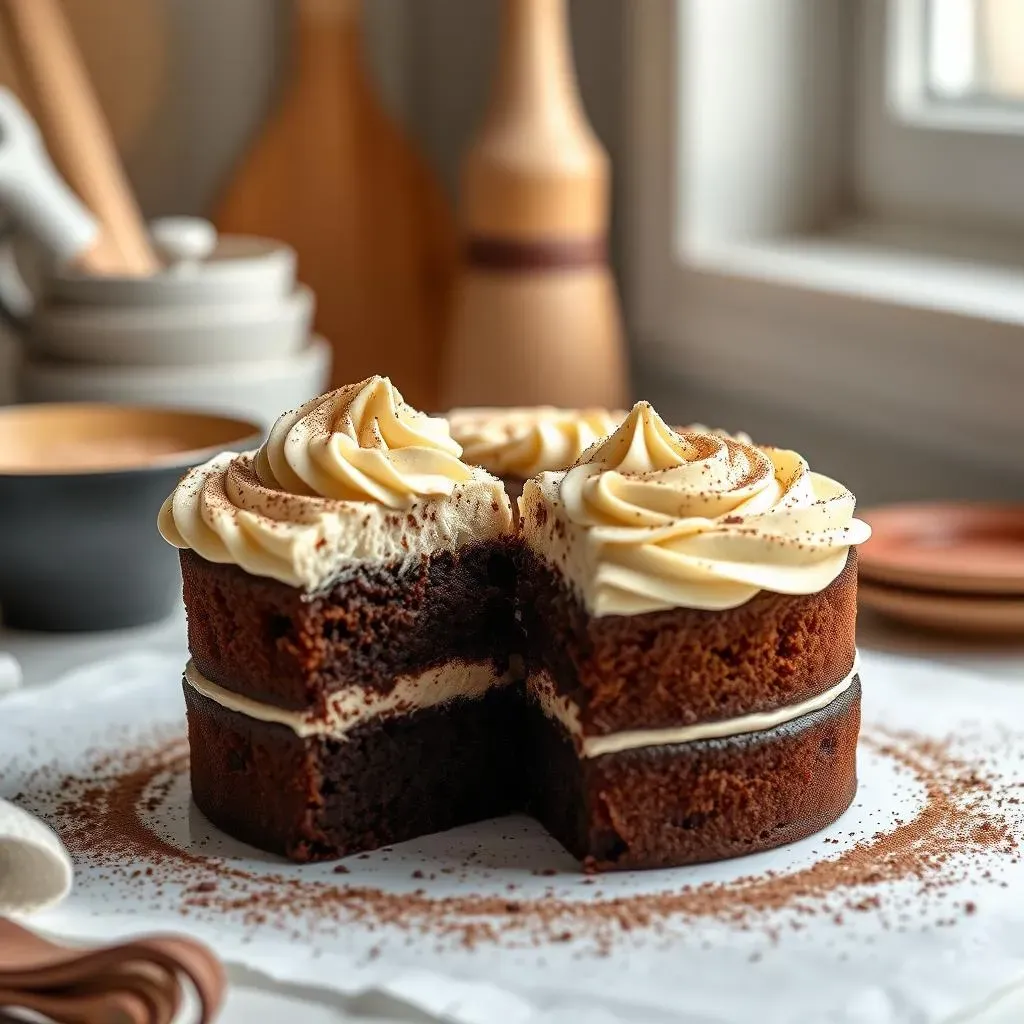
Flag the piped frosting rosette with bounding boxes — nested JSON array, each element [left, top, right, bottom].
[[254, 376, 470, 505], [528, 402, 870, 615], [159, 377, 512, 590], [448, 405, 755, 479], [448, 406, 627, 478]]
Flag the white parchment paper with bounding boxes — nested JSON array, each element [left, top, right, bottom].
[[1, 649, 1023, 1024]]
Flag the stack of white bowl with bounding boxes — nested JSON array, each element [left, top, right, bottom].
[[11, 218, 331, 431]]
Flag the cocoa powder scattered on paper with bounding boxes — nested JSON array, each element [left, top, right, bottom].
[[12, 725, 1023, 951]]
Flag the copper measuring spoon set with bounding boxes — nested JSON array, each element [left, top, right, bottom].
[[0, 917, 224, 1024]]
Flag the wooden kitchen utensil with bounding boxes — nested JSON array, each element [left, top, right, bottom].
[[213, 0, 457, 410], [0, 0, 168, 156], [0, 88, 99, 268], [440, 0, 629, 409], [0, 0, 160, 275]]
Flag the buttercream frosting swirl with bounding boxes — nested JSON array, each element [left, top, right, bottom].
[[522, 402, 870, 614], [159, 378, 513, 590], [257, 377, 470, 507], [447, 407, 626, 478], [684, 423, 753, 445], [449, 406, 754, 478]]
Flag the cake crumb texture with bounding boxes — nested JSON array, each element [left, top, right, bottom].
[[180, 543, 518, 710], [186, 682, 524, 862], [518, 549, 858, 734]]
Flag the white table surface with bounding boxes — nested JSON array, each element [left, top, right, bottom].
[[2, 607, 1023, 1024]]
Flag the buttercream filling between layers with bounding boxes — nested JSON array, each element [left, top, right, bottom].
[[187, 654, 859, 756], [528, 656, 860, 758], [183, 659, 515, 739]]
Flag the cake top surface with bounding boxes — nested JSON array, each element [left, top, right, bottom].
[[521, 401, 871, 615], [158, 377, 513, 590], [447, 406, 626, 479]]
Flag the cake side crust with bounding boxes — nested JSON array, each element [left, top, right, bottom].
[[518, 547, 858, 734], [525, 677, 861, 872], [185, 678, 525, 862]]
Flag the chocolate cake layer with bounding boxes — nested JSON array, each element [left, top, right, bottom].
[[524, 677, 861, 871], [517, 548, 858, 734], [180, 542, 518, 710], [185, 678, 524, 862]]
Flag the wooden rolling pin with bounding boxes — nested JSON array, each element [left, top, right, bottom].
[[440, 0, 628, 409], [0, 0, 159, 275]]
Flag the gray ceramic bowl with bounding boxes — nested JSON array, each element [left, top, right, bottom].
[[0, 403, 260, 632]]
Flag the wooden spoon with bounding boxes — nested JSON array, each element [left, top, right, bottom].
[[0, 0, 160, 275]]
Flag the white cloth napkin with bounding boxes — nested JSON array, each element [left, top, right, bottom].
[[0, 798, 72, 915], [0, 652, 21, 695], [0, 654, 71, 915]]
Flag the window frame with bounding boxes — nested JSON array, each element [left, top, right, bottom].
[[858, 0, 1024, 229], [624, 0, 1024, 472]]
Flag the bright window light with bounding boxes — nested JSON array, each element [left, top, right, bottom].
[[926, 0, 1024, 103]]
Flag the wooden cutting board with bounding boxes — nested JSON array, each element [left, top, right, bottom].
[[212, 0, 457, 410]]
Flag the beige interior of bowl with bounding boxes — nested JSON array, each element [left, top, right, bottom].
[[0, 404, 260, 474]]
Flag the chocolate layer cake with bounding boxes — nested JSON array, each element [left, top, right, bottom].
[[518, 402, 871, 869], [159, 377, 517, 861], [161, 385, 871, 871]]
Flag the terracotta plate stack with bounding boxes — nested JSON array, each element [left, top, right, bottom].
[[858, 504, 1024, 636]]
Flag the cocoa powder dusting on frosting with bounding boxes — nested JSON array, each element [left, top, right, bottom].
[[13, 727, 1022, 951], [522, 403, 871, 617]]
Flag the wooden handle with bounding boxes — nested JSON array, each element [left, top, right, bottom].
[[298, 0, 359, 21], [461, 0, 608, 238], [0, 0, 159, 275], [443, 0, 627, 408]]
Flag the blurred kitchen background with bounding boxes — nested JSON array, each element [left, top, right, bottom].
[[0, 0, 1021, 505]]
